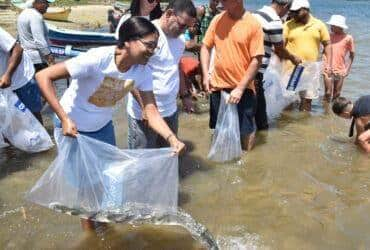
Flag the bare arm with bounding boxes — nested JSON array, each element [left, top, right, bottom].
[[35, 62, 77, 136], [140, 91, 186, 154], [200, 44, 211, 92], [274, 42, 302, 65], [323, 40, 332, 72], [0, 43, 23, 88], [228, 56, 262, 104], [345, 51, 355, 77]]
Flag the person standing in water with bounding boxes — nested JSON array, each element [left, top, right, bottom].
[[253, 0, 302, 130], [36, 17, 185, 231], [323, 15, 355, 101], [283, 0, 331, 111], [200, 0, 265, 151], [332, 95, 370, 153], [126, 0, 197, 149]]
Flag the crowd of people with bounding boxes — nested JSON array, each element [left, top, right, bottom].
[[0, 0, 369, 232]]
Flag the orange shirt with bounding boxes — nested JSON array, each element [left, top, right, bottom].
[[203, 11, 264, 90], [323, 33, 355, 76]]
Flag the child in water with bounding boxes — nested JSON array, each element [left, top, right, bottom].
[[323, 15, 355, 101]]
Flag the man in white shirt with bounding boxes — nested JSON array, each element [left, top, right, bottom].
[[127, 0, 197, 149], [17, 0, 55, 72], [0, 27, 43, 123], [253, 0, 301, 130]]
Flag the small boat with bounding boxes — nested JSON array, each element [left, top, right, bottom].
[[50, 45, 86, 57], [47, 24, 117, 46], [11, 0, 71, 22]]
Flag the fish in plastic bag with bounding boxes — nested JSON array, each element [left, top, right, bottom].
[[208, 91, 242, 162], [25, 128, 179, 218], [0, 89, 53, 153]]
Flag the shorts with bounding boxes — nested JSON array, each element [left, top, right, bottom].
[[13, 78, 43, 113], [34, 63, 48, 73], [127, 111, 178, 149], [180, 57, 200, 76], [54, 118, 116, 146], [210, 89, 257, 137]]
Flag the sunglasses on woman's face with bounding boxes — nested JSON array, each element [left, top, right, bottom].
[[147, 0, 160, 4]]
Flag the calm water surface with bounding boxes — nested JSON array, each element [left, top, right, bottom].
[[1, 0, 370, 249]]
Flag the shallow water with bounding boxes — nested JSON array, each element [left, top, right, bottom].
[[1, 0, 370, 249]]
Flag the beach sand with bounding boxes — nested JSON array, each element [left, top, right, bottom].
[[0, 4, 121, 35]]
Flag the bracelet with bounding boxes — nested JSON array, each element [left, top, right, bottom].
[[166, 134, 175, 142]]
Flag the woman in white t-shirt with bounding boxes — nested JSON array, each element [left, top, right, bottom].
[[115, 0, 162, 39], [36, 17, 184, 150], [36, 17, 185, 231]]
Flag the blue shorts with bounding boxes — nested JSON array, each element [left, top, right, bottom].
[[13, 78, 43, 113], [54, 118, 116, 146], [210, 89, 257, 137]]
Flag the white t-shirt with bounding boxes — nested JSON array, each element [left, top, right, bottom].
[[0, 27, 34, 91], [127, 20, 185, 119], [61, 46, 153, 132]]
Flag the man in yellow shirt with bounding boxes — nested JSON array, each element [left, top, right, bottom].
[[284, 0, 331, 111]]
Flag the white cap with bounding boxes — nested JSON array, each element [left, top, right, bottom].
[[290, 0, 310, 11], [327, 15, 348, 29]]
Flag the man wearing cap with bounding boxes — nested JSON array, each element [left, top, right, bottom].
[[253, 0, 302, 130], [283, 0, 331, 111], [17, 0, 55, 73]]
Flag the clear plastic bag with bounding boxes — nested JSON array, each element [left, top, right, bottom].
[[26, 129, 179, 217], [0, 89, 53, 153], [0, 133, 8, 149], [208, 91, 242, 162], [263, 56, 298, 121], [295, 61, 322, 98]]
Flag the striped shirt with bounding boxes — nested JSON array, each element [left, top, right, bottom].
[[253, 6, 283, 74]]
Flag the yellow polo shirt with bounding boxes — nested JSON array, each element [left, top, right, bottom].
[[283, 15, 330, 62]]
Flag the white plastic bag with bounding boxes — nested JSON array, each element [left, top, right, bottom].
[[0, 89, 53, 153], [208, 91, 242, 162], [263, 56, 298, 120], [26, 129, 179, 217], [295, 61, 322, 98]]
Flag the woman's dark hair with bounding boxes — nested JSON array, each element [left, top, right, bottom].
[[117, 16, 158, 48], [129, 0, 163, 20]]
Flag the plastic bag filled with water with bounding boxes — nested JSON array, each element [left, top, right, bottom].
[[26, 128, 179, 217], [0, 133, 8, 149], [263, 56, 298, 121], [208, 91, 242, 162], [295, 61, 322, 98], [0, 89, 53, 153]]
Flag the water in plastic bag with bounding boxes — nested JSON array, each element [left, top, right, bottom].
[[0, 89, 53, 153], [263, 56, 322, 120], [25, 129, 179, 218], [0, 133, 8, 149], [208, 91, 242, 162]]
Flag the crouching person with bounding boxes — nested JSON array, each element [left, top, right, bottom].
[[35, 17, 185, 232], [332, 95, 370, 153]]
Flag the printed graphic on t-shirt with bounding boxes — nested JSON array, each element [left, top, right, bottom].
[[88, 77, 134, 107]]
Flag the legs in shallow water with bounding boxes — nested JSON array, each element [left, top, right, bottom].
[[241, 132, 256, 151], [299, 98, 312, 111], [323, 73, 333, 101], [333, 76, 345, 100]]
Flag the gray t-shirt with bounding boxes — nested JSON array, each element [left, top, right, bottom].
[[17, 8, 51, 64]]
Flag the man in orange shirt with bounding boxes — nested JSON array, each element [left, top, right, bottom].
[[200, 0, 264, 151]]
